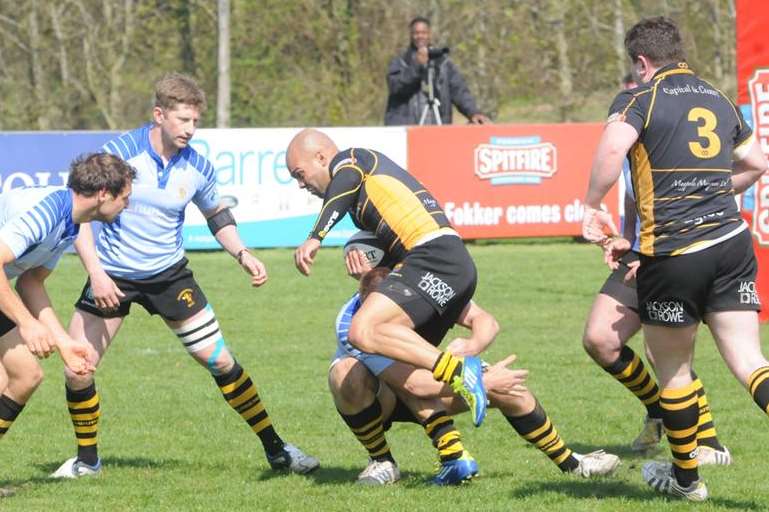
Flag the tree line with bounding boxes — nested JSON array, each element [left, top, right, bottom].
[[0, 0, 736, 131]]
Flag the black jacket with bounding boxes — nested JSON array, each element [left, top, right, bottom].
[[384, 48, 481, 125]]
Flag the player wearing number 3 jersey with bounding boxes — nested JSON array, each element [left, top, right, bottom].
[[582, 17, 769, 501]]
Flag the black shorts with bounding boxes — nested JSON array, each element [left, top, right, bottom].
[[378, 235, 477, 347], [0, 313, 15, 337], [75, 257, 208, 321], [599, 251, 639, 312], [637, 228, 760, 327]]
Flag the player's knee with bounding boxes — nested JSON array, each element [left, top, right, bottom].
[[14, 365, 44, 398], [582, 326, 617, 364], [329, 359, 375, 407]]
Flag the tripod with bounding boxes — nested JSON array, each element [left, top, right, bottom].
[[418, 62, 442, 125]]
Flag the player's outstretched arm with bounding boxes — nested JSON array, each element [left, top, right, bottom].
[[204, 205, 268, 287], [446, 302, 500, 357], [74, 223, 125, 310], [16, 266, 95, 375]]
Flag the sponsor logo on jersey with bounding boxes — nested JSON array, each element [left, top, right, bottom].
[[474, 136, 557, 186], [645, 300, 686, 324], [417, 272, 456, 307], [319, 211, 340, 238]]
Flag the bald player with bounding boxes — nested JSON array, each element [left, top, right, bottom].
[[287, 129, 493, 428]]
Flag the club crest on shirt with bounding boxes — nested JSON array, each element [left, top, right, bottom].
[[177, 288, 196, 308]]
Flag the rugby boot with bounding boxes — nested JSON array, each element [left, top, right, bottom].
[[642, 461, 708, 502], [432, 451, 479, 486], [450, 355, 487, 427]]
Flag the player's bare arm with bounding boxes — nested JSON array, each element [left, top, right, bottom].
[[204, 204, 267, 287], [74, 223, 125, 311], [15, 266, 95, 375], [732, 138, 768, 193], [446, 302, 500, 357], [0, 242, 56, 358], [583, 121, 638, 243]]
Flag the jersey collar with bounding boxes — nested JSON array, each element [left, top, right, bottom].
[[329, 149, 355, 178], [142, 123, 188, 189], [652, 62, 694, 82], [62, 189, 80, 239]]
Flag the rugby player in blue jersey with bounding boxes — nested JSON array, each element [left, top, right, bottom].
[[51, 73, 318, 478], [0, 153, 133, 450], [329, 247, 620, 485]]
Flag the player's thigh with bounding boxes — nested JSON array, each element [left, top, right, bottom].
[[706, 310, 766, 385], [352, 292, 415, 330]]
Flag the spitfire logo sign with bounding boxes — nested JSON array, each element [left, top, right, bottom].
[[474, 136, 557, 185], [749, 69, 769, 245]]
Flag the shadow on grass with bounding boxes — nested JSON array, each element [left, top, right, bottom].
[[509, 480, 764, 510], [255, 464, 436, 487], [566, 442, 663, 461], [0, 457, 185, 501], [31, 456, 183, 476]]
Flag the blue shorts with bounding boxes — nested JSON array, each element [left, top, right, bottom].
[[330, 336, 395, 376]]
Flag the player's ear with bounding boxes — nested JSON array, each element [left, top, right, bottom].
[[96, 188, 110, 204], [152, 106, 165, 124]]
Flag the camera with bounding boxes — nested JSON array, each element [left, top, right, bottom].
[[428, 46, 450, 59]]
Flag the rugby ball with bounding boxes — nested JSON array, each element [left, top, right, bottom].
[[343, 230, 389, 267]]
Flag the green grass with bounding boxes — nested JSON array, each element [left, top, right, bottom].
[[1, 243, 768, 511]]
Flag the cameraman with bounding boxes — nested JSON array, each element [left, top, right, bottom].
[[384, 16, 490, 126]]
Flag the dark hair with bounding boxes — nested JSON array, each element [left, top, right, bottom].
[[622, 72, 635, 85], [67, 153, 136, 198], [409, 16, 430, 29], [625, 17, 685, 66], [154, 72, 207, 112], [359, 267, 391, 301]]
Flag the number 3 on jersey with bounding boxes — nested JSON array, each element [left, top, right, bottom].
[[688, 107, 721, 159]]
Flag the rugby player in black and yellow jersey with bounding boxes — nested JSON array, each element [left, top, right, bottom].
[[583, 17, 769, 502], [287, 128, 510, 429]]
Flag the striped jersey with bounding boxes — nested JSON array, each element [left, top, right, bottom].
[[608, 62, 753, 256], [310, 148, 453, 262], [335, 293, 361, 345], [0, 187, 79, 279], [98, 123, 220, 279]]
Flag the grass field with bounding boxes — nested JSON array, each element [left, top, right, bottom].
[[1, 241, 768, 511]]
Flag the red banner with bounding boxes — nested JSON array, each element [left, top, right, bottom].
[[738, 0, 769, 320], [407, 123, 618, 239], [737, 0, 769, 105]]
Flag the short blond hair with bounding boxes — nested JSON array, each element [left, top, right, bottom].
[[154, 72, 207, 111]]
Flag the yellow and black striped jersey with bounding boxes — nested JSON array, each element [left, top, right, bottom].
[[608, 62, 753, 256], [309, 148, 453, 261]]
